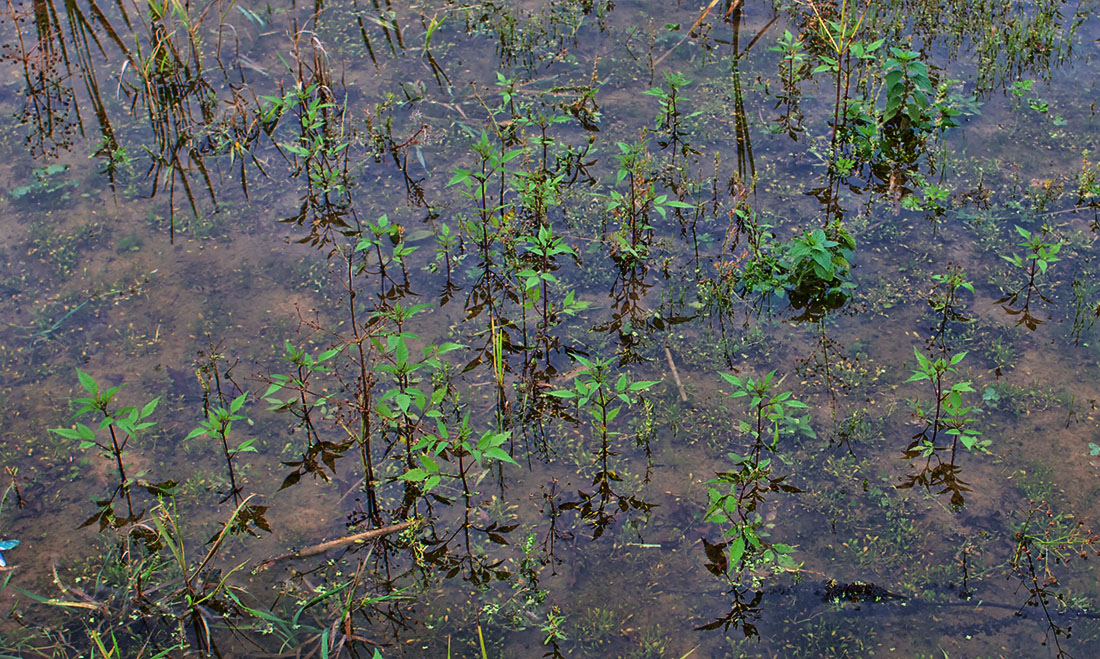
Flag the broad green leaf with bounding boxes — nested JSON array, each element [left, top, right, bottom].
[[77, 370, 98, 395]]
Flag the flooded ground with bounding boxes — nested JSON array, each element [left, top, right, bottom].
[[1, 0, 1100, 656]]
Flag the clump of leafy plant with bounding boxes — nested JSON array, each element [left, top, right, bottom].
[[601, 137, 694, 265], [879, 48, 965, 163], [781, 221, 857, 310], [717, 211, 856, 314]]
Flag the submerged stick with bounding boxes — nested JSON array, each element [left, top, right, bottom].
[[664, 346, 688, 402], [255, 520, 416, 571]]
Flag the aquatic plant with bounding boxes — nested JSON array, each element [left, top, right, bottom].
[[185, 393, 256, 506], [550, 355, 659, 538], [781, 221, 857, 310], [927, 263, 974, 353], [4, 0, 1100, 656], [50, 372, 169, 528], [643, 70, 701, 166], [998, 224, 1062, 330], [900, 347, 986, 507], [703, 371, 811, 585], [769, 29, 811, 138]]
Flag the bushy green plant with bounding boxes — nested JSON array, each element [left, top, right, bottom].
[[906, 348, 986, 457], [721, 212, 856, 310], [781, 222, 857, 302]]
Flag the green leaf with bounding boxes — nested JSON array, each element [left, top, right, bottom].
[[482, 447, 518, 465], [394, 338, 409, 367], [719, 372, 742, 388], [318, 347, 342, 362], [139, 397, 160, 420], [884, 69, 904, 90], [399, 468, 428, 482], [52, 423, 96, 441], [728, 537, 746, 569], [77, 370, 98, 395], [230, 394, 247, 414]]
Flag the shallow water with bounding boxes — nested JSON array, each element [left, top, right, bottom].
[[1, 0, 1100, 656]]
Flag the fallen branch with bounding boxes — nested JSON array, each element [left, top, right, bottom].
[[255, 520, 416, 571], [665, 346, 688, 402]]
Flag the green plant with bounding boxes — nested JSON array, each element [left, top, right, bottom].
[[1070, 275, 1100, 345], [901, 347, 986, 507], [998, 224, 1062, 330], [1010, 79, 1064, 124], [262, 341, 346, 490], [550, 355, 659, 538], [600, 137, 694, 265], [399, 417, 517, 495], [7, 164, 80, 203], [1002, 225, 1062, 283], [783, 224, 856, 298], [877, 48, 972, 170], [185, 393, 257, 505], [51, 371, 168, 528], [642, 71, 701, 164], [986, 335, 1017, 373], [928, 264, 974, 352], [515, 224, 588, 364], [430, 222, 463, 289], [808, 0, 875, 162], [1076, 151, 1100, 212], [262, 80, 356, 246], [907, 348, 986, 455], [703, 371, 812, 585], [769, 29, 810, 137], [716, 211, 856, 313], [1009, 500, 1100, 655]]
